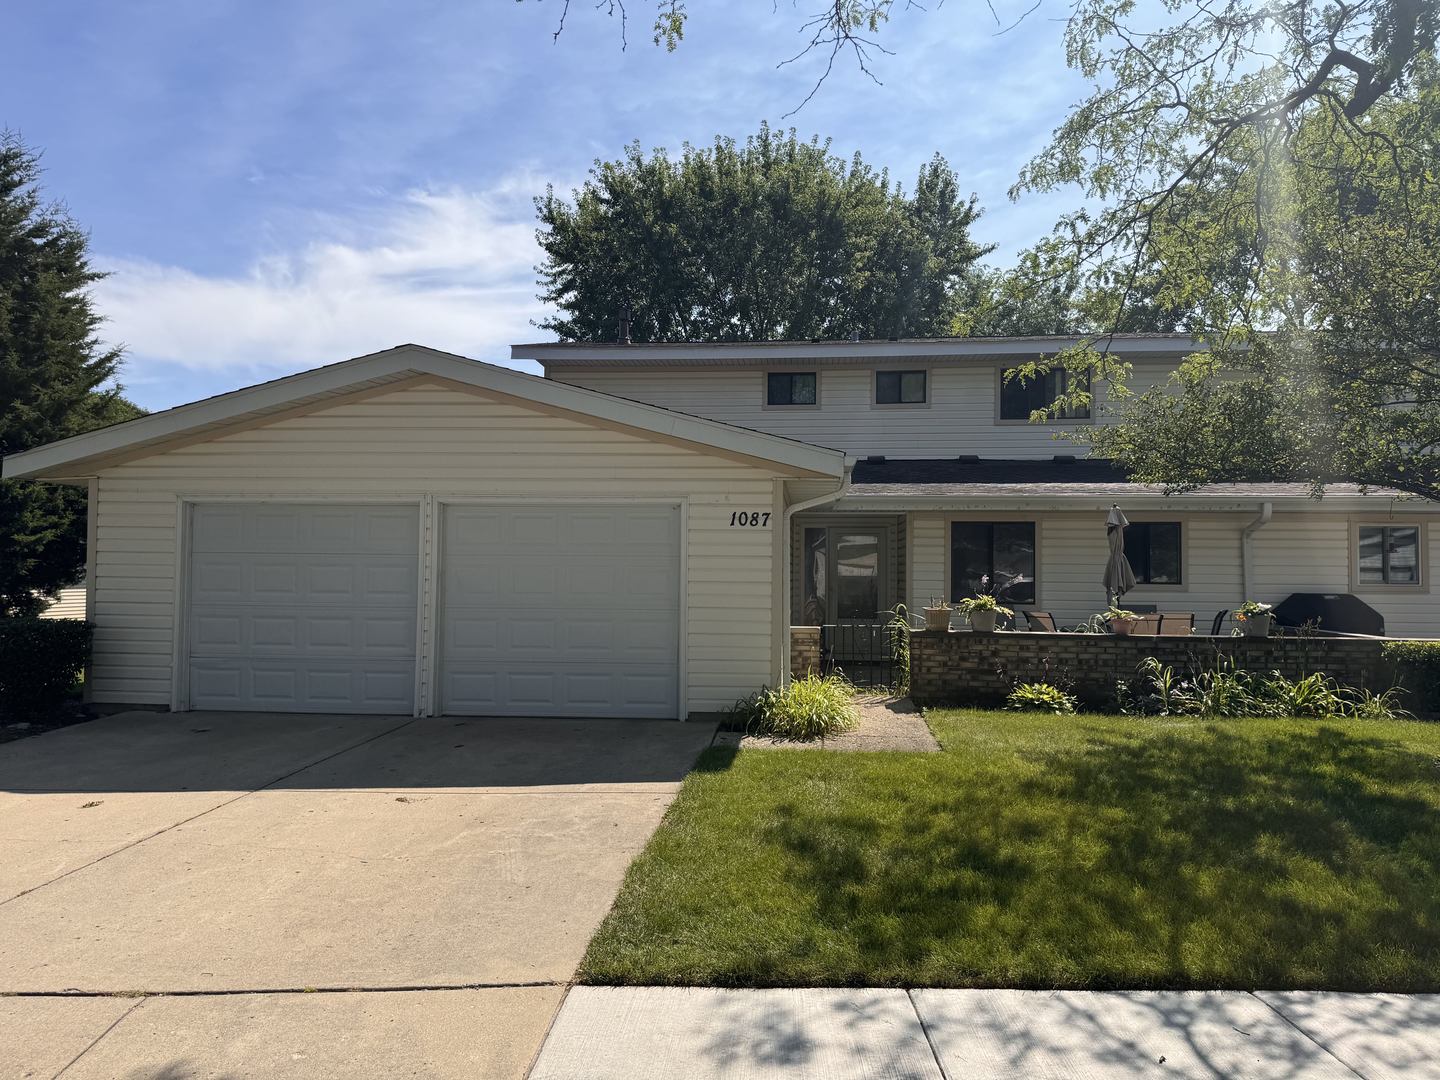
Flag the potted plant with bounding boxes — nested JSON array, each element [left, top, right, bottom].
[[1104, 606, 1141, 635], [922, 598, 954, 632], [1235, 600, 1275, 638], [956, 594, 1014, 633]]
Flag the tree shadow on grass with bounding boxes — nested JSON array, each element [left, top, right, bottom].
[[762, 721, 1440, 990]]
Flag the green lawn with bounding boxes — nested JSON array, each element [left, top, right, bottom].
[[580, 709, 1440, 991]]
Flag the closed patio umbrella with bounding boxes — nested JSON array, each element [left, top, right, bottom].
[[1104, 504, 1137, 608]]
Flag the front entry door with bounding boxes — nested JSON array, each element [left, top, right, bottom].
[[802, 525, 892, 625]]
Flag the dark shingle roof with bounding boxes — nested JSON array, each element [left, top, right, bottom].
[[845, 459, 1404, 500]]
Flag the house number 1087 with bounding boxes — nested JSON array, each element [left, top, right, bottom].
[[729, 512, 771, 527]]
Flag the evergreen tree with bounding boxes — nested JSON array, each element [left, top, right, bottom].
[[0, 133, 141, 616]]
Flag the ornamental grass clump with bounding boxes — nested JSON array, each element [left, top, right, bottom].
[[729, 673, 859, 740]]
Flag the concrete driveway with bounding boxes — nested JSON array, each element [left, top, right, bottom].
[[0, 710, 714, 1079]]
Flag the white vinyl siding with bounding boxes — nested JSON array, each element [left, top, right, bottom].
[[40, 585, 87, 620], [554, 362, 1177, 459], [909, 510, 1440, 635], [88, 381, 785, 714]]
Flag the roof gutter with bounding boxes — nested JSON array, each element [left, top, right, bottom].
[[780, 460, 854, 685], [1240, 501, 1274, 603]]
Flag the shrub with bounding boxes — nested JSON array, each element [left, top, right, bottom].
[[1382, 641, 1440, 714], [1005, 682, 1078, 714], [1119, 655, 1411, 721], [729, 673, 858, 740], [0, 618, 92, 720]]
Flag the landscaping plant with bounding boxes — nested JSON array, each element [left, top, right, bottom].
[[885, 604, 912, 694], [0, 617, 91, 720], [1119, 655, 1411, 721], [1005, 682, 1078, 714], [728, 673, 858, 740], [1381, 641, 1440, 715]]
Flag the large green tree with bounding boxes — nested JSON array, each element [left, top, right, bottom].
[[535, 125, 991, 341], [1076, 73, 1440, 500], [0, 133, 141, 616]]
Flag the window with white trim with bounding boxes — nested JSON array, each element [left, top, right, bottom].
[[875, 370, 926, 404], [1357, 525, 1421, 585], [766, 372, 817, 406]]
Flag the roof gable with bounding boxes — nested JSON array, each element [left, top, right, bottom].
[[2, 345, 846, 481]]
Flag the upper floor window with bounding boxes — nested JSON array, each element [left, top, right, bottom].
[[875, 370, 927, 405], [1000, 369, 1090, 421], [1357, 525, 1421, 585], [1124, 522, 1182, 584], [766, 372, 817, 406]]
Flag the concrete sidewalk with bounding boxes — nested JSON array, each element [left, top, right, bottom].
[[531, 987, 1440, 1079]]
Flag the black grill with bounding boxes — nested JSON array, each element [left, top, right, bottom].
[[1273, 593, 1386, 636]]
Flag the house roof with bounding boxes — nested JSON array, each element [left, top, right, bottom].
[[839, 458, 1427, 509], [516, 334, 1210, 369], [1, 344, 847, 482]]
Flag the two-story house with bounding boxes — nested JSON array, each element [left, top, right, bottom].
[[522, 335, 1440, 640], [4, 338, 1435, 721]]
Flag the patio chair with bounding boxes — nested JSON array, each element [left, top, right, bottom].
[[1158, 612, 1195, 636], [1210, 609, 1229, 635], [1129, 613, 1161, 635], [1023, 610, 1058, 632]]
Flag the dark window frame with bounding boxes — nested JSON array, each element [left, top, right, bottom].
[[765, 371, 818, 407], [1356, 524, 1422, 586], [874, 369, 927, 405], [949, 521, 1037, 607], [1123, 522, 1183, 585], [999, 368, 1091, 421]]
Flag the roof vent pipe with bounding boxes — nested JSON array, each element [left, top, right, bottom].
[[617, 304, 632, 344]]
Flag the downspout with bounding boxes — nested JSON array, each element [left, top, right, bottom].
[[1240, 500, 1273, 603], [780, 459, 854, 685]]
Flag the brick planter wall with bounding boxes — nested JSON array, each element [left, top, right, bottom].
[[790, 626, 822, 678], [910, 631, 1390, 708]]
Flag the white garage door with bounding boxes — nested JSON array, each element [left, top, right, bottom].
[[439, 504, 681, 718], [186, 504, 419, 713]]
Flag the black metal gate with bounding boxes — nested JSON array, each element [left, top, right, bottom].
[[821, 623, 899, 688]]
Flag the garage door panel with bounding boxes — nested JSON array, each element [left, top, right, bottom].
[[439, 665, 676, 718], [440, 504, 679, 718], [192, 505, 419, 555], [190, 659, 415, 712], [190, 608, 417, 657], [187, 504, 418, 713]]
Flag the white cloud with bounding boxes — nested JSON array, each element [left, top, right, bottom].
[[94, 175, 556, 384]]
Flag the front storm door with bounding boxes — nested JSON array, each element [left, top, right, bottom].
[[802, 526, 891, 624]]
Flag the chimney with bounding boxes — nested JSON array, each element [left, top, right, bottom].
[[617, 304, 632, 345]]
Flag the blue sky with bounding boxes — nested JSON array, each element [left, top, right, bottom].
[[3, 1, 1088, 410]]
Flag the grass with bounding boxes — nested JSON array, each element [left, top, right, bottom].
[[580, 708, 1440, 991]]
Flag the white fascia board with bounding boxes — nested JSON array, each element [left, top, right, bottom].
[[516, 335, 1208, 367], [835, 493, 1438, 513], [2, 344, 846, 481]]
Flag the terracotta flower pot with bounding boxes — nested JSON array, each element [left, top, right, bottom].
[[1110, 617, 1138, 636], [968, 609, 999, 633], [924, 606, 953, 632]]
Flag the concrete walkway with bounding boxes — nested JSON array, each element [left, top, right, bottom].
[[0, 710, 714, 1079], [715, 695, 940, 753], [531, 987, 1440, 1079]]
